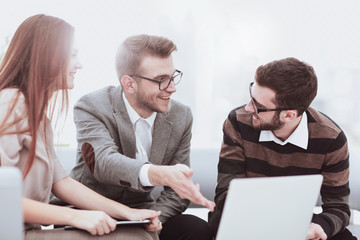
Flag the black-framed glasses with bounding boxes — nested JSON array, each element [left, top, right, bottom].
[[131, 69, 183, 91], [249, 82, 298, 114]]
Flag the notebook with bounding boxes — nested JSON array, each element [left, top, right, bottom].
[[216, 175, 323, 240], [0, 167, 23, 240]]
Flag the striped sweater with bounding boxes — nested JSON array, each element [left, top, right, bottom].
[[210, 106, 350, 238]]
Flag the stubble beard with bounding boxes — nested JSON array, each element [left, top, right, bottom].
[[253, 111, 284, 131], [139, 94, 171, 114]]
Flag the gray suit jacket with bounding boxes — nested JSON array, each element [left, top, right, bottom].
[[70, 85, 192, 222]]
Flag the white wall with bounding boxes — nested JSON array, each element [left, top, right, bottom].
[[1, 0, 360, 149]]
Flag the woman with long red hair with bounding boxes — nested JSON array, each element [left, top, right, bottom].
[[0, 14, 161, 239]]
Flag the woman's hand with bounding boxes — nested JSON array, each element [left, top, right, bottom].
[[127, 209, 162, 232], [53, 178, 162, 233], [70, 210, 117, 236]]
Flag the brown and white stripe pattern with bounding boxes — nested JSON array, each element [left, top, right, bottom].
[[214, 106, 350, 238]]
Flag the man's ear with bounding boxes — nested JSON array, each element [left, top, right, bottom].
[[283, 110, 298, 121], [120, 75, 136, 93]]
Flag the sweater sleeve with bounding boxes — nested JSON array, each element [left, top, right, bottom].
[[312, 131, 350, 238], [209, 110, 247, 235]]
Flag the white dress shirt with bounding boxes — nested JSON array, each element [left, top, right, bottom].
[[123, 93, 156, 186], [259, 112, 309, 150]]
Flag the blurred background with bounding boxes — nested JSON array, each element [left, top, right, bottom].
[[1, 0, 360, 151]]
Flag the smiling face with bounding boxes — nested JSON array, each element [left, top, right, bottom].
[[244, 81, 285, 131], [131, 54, 177, 118], [66, 48, 82, 89]]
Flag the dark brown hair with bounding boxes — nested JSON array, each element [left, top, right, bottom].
[[255, 57, 318, 116], [0, 14, 74, 177]]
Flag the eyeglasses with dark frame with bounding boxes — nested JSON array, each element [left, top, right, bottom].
[[249, 82, 298, 115], [131, 69, 183, 91]]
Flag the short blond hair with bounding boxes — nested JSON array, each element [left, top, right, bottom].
[[115, 34, 177, 80]]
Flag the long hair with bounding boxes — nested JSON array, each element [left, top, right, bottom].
[[0, 14, 74, 177]]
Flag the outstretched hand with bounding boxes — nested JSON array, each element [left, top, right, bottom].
[[149, 164, 215, 211]]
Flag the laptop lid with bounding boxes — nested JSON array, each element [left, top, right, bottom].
[[216, 175, 323, 240], [0, 167, 23, 240]]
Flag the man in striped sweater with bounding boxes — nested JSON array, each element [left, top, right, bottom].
[[209, 57, 356, 239]]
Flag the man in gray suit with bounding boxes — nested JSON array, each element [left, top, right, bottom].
[[69, 34, 215, 240]]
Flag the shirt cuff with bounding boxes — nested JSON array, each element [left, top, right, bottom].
[[139, 163, 154, 187]]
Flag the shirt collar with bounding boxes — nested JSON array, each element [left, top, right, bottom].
[[259, 112, 308, 149], [122, 92, 157, 128]]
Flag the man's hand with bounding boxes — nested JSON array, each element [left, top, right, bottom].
[[148, 164, 215, 211], [306, 223, 327, 240]]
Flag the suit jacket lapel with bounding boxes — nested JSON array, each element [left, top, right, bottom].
[[112, 85, 137, 158], [150, 113, 172, 165], [111, 85, 172, 163]]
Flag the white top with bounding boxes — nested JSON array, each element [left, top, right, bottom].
[[259, 112, 309, 150], [0, 88, 68, 229], [122, 92, 156, 186]]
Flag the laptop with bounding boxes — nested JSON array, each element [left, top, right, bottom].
[[216, 175, 323, 240], [0, 167, 23, 240]]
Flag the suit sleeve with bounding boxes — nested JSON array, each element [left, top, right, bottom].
[[149, 106, 192, 222], [73, 94, 146, 191]]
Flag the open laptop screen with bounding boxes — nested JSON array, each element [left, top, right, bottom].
[[216, 175, 323, 240]]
